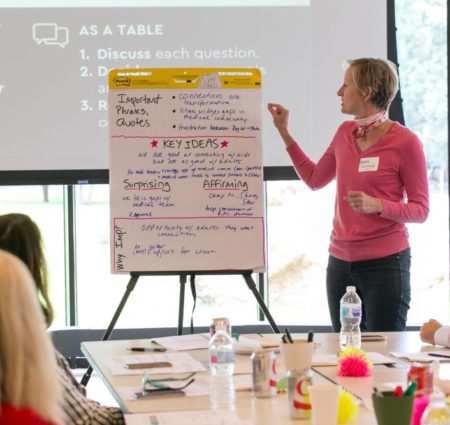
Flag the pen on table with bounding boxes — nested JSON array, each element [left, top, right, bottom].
[[307, 331, 314, 343], [428, 353, 450, 359], [150, 339, 168, 347], [127, 347, 167, 352], [284, 328, 294, 344]]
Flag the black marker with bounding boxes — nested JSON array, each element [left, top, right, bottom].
[[428, 353, 450, 359], [307, 331, 314, 343], [284, 328, 293, 344], [125, 361, 172, 369], [127, 347, 166, 353]]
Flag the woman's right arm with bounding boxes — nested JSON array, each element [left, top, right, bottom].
[[267, 103, 296, 148]]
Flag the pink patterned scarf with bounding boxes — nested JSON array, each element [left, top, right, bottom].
[[353, 111, 388, 139]]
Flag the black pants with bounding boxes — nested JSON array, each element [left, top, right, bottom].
[[326, 248, 411, 332]]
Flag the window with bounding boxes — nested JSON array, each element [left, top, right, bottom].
[[0, 0, 446, 332], [395, 0, 449, 323], [264, 0, 448, 326], [266, 181, 334, 325]]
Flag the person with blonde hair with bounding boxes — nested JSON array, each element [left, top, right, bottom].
[[0, 249, 63, 424], [268, 58, 429, 332], [0, 213, 124, 425]]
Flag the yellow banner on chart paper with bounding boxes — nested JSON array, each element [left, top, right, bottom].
[[108, 67, 261, 90]]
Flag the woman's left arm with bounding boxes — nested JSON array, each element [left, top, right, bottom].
[[379, 135, 429, 223]]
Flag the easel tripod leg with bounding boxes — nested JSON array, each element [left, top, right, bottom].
[[243, 272, 280, 334], [178, 274, 187, 335], [80, 274, 139, 386]]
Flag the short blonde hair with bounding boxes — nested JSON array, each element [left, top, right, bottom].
[[0, 250, 62, 423], [345, 58, 399, 110]]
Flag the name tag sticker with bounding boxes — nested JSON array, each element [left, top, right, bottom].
[[359, 157, 379, 172]]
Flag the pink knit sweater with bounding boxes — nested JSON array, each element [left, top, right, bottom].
[[286, 121, 429, 261]]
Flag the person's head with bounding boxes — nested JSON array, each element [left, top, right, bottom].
[[0, 213, 53, 327], [337, 58, 399, 117], [0, 249, 61, 423]]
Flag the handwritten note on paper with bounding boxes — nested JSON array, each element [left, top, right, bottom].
[[109, 68, 265, 273]]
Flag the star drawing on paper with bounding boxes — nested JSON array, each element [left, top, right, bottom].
[[151, 140, 158, 148], [220, 140, 229, 148]]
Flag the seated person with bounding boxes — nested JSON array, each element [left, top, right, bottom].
[[0, 213, 125, 425], [0, 249, 62, 424], [420, 318, 450, 346], [0, 404, 59, 425]]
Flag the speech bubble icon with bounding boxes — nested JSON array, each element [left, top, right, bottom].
[[53, 27, 69, 48], [32, 23, 69, 48], [32, 23, 58, 44]]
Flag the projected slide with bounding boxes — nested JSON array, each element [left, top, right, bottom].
[[0, 1, 386, 172], [0, 6, 308, 170]]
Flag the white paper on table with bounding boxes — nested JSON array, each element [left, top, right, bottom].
[[233, 336, 260, 352], [125, 409, 252, 425], [312, 352, 396, 366], [105, 352, 207, 376], [233, 335, 280, 355], [118, 373, 253, 400], [390, 350, 450, 363], [151, 334, 210, 351]]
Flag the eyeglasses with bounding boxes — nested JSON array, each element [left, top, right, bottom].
[[133, 371, 196, 399]]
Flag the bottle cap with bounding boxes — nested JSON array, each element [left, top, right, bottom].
[[215, 324, 228, 333], [346, 286, 356, 292]]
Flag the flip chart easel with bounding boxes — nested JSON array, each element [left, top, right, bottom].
[[81, 68, 279, 386], [80, 270, 279, 386], [109, 67, 265, 272]]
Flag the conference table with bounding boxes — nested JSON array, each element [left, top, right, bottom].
[[81, 331, 448, 424]]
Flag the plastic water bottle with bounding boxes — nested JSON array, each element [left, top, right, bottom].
[[209, 322, 235, 408], [421, 392, 450, 424], [339, 286, 362, 350]]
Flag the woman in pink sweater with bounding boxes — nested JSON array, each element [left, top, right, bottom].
[[268, 58, 429, 331]]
